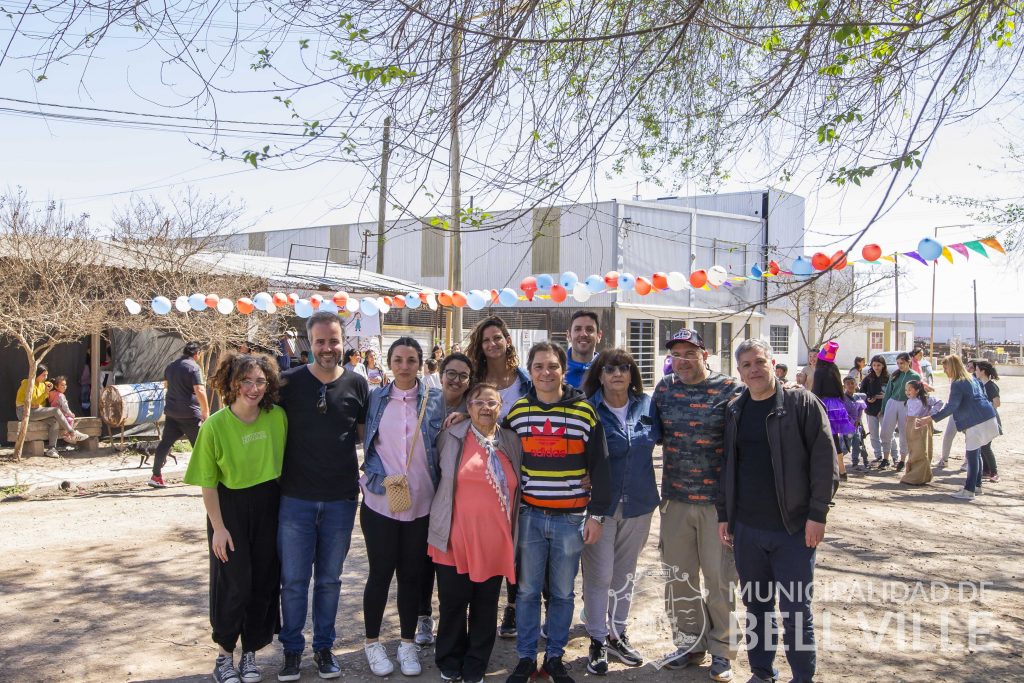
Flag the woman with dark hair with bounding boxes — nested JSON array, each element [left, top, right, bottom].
[[465, 316, 530, 422], [364, 349, 389, 388], [428, 382, 523, 683], [859, 355, 890, 464], [431, 344, 446, 362], [811, 341, 855, 480], [439, 352, 474, 417], [183, 352, 287, 683], [973, 360, 1001, 482], [918, 356, 999, 500], [360, 337, 444, 677], [878, 352, 920, 471], [846, 356, 866, 384], [579, 349, 659, 673], [345, 348, 368, 380]]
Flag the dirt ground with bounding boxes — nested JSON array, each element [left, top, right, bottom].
[[1, 376, 1022, 682]]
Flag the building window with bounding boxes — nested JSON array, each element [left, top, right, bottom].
[[769, 325, 790, 354], [329, 224, 351, 264], [531, 207, 561, 274], [694, 321, 717, 354], [421, 225, 445, 277], [898, 331, 908, 351], [248, 231, 266, 253], [869, 331, 884, 351], [627, 319, 655, 386]]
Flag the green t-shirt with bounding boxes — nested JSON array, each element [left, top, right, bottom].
[[183, 405, 287, 490]]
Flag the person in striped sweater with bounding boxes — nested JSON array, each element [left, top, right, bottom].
[[503, 341, 611, 683]]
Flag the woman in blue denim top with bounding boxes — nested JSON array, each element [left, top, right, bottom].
[[359, 337, 445, 677], [579, 348, 661, 671]]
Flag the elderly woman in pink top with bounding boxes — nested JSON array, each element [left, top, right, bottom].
[[428, 382, 523, 683]]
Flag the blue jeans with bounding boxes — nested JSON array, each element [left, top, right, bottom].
[[277, 495, 358, 653], [516, 506, 586, 660], [964, 448, 984, 492], [841, 430, 868, 467], [733, 522, 816, 683]]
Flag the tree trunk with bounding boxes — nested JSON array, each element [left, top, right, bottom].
[[13, 354, 38, 462]]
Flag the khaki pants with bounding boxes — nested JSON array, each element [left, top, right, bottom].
[[659, 499, 739, 659]]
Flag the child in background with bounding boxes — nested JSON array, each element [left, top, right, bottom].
[[842, 377, 869, 471], [811, 341, 856, 482], [48, 376, 77, 427], [423, 358, 442, 390], [794, 370, 809, 389], [901, 380, 944, 486]]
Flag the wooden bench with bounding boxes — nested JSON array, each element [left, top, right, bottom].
[[5, 416, 103, 456]]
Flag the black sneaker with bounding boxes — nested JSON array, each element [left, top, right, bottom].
[[277, 651, 301, 682], [541, 656, 573, 683], [878, 459, 890, 470], [895, 460, 905, 472], [313, 648, 341, 679], [499, 605, 517, 638], [586, 638, 608, 675], [214, 655, 241, 683], [606, 632, 643, 667], [505, 657, 536, 683], [662, 649, 706, 670]]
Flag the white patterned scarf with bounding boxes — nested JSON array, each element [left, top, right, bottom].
[[470, 424, 510, 521]]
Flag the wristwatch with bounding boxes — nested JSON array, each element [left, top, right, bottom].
[[588, 515, 605, 524]]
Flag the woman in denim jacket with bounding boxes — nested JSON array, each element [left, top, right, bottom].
[[359, 337, 444, 677], [579, 348, 661, 673]]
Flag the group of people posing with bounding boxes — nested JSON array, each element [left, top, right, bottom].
[[182, 309, 840, 683]]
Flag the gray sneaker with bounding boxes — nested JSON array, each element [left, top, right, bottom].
[[214, 655, 241, 683], [415, 614, 435, 646], [239, 651, 261, 683], [709, 655, 732, 681]]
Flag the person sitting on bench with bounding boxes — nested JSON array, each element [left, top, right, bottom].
[[15, 364, 88, 457]]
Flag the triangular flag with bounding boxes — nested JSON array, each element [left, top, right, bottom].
[[981, 237, 1005, 254], [881, 254, 896, 263], [950, 243, 970, 259], [941, 246, 954, 264], [701, 284, 711, 291], [965, 240, 989, 258], [903, 251, 929, 266]]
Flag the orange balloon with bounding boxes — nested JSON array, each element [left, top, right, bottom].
[[332, 291, 348, 307], [690, 270, 708, 288], [204, 293, 220, 307], [550, 284, 567, 302], [831, 251, 847, 270], [236, 297, 254, 315], [310, 294, 323, 309], [272, 292, 288, 307], [288, 293, 299, 305], [652, 272, 668, 290], [392, 295, 406, 309], [811, 252, 831, 270], [491, 289, 500, 304], [438, 290, 453, 307], [419, 292, 429, 302], [452, 291, 467, 308], [862, 244, 882, 262], [383, 296, 393, 307], [635, 276, 652, 295]]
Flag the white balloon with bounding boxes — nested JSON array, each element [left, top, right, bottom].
[[265, 302, 278, 314], [345, 298, 360, 313], [253, 292, 272, 311], [295, 299, 314, 318], [188, 293, 208, 311], [216, 298, 234, 314], [124, 299, 142, 315], [376, 297, 391, 315], [174, 296, 191, 312], [151, 296, 172, 315], [319, 300, 339, 314], [426, 293, 438, 311], [707, 265, 729, 287], [666, 271, 689, 291], [360, 298, 379, 316], [572, 284, 592, 303]]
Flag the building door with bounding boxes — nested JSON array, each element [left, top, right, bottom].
[[627, 319, 656, 387]]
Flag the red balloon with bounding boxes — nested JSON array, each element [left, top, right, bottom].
[[690, 270, 708, 288], [635, 276, 652, 295], [332, 291, 348, 307], [862, 244, 882, 262], [451, 291, 467, 308], [419, 292, 429, 302], [288, 293, 299, 305], [520, 276, 537, 301], [550, 283, 567, 303], [310, 294, 323, 309], [438, 290, 453, 307], [831, 251, 847, 270], [272, 292, 287, 307], [652, 272, 668, 290], [768, 260, 780, 275], [811, 252, 831, 271], [604, 271, 620, 289], [205, 293, 220, 308]]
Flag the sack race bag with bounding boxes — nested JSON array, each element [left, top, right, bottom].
[[382, 392, 428, 514]]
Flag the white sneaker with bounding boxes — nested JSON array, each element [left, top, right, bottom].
[[44, 448, 61, 458], [950, 488, 975, 500], [364, 642, 394, 677], [397, 641, 421, 676]]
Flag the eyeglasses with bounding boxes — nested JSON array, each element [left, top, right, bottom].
[[239, 379, 268, 389], [317, 385, 327, 414], [469, 399, 500, 409], [443, 369, 471, 382], [602, 364, 632, 375]]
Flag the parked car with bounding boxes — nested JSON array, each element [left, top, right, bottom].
[[877, 352, 934, 385]]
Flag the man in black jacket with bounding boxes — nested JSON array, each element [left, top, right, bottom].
[[717, 339, 838, 683]]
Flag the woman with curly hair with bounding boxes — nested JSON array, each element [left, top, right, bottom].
[[183, 352, 288, 683], [465, 316, 530, 422]]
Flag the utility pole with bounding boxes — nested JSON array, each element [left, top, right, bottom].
[[894, 253, 900, 351], [973, 279, 979, 356], [929, 224, 971, 364], [376, 116, 391, 274], [446, 22, 464, 349]]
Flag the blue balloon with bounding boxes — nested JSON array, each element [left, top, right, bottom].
[[188, 293, 208, 311], [791, 256, 814, 280], [618, 272, 636, 290], [499, 288, 519, 306], [584, 275, 606, 293], [467, 290, 487, 310], [750, 264, 763, 279], [151, 296, 172, 315], [918, 237, 943, 261], [536, 274, 554, 292], [253, 292, 272, 311], [319, 300, 339, 314], [360, 298, 379, 316], [295, 299, 314, 318], [560, 271, 579, 289], [405, 292, 421, 309]]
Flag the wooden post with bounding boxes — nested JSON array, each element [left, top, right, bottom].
[[90, 332, 101, 418]]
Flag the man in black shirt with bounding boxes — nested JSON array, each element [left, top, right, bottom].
[[149, 341, 208, 489], [718, 338, 838, 683], [277, 312, 369, 681]]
